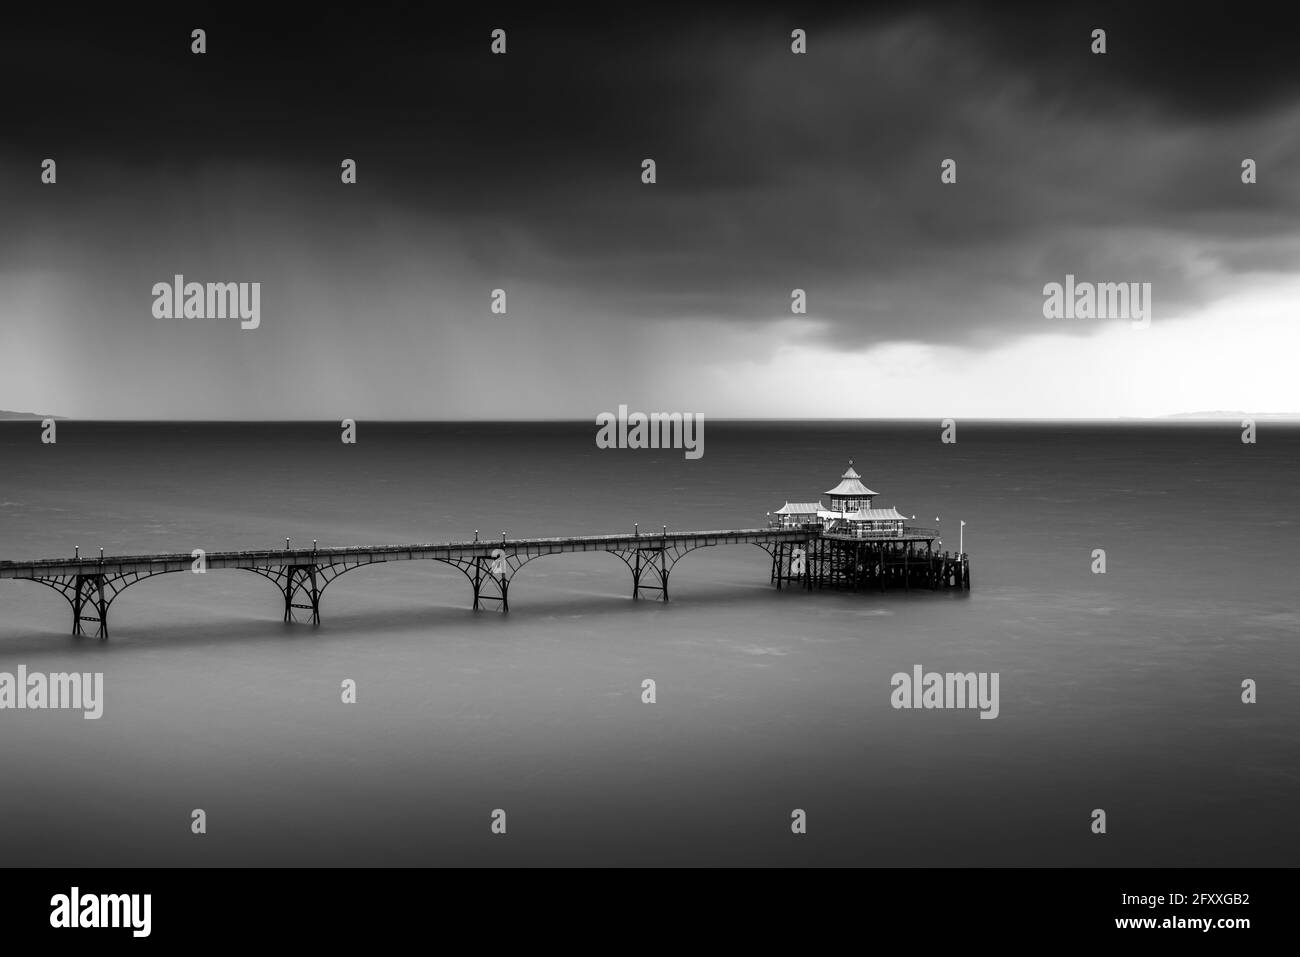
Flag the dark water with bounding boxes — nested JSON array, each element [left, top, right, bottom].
[[0, 421, 1296, 866]]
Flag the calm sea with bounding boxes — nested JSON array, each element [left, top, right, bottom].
[[0, 421, 1296, 866]]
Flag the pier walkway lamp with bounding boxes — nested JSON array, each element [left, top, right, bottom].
[[634, 523, 639, 537], [74, 545, 79, 560], [960, 520, 965, 556], [285, 537, 290, 551]]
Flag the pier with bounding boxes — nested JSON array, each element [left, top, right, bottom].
[[0, 462, 969, 638], [0, 526, 969, 639]]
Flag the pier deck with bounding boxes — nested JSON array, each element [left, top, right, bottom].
[[0, 526, 969, 638]]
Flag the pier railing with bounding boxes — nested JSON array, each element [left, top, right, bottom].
[[821, 525, 940, 541], [767, 521, 941, 541]]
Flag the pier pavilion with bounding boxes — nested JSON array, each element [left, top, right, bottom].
[[771, 461, 915, 539], [766, 460, 967, 592]]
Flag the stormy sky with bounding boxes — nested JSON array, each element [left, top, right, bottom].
[[1, 1, 1298, 419]]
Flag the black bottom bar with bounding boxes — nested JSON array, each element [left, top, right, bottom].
[[2, 866, 1282, 945]]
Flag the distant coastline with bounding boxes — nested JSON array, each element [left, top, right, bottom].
[[0, 410, 60, 420], [1160, 411, 1300, 420]]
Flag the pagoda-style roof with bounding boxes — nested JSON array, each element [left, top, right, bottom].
[[774, 501, 824, 514], [840, 507, 909, 522], [818, 507, 908, 521], [824, 460, 877, 497]]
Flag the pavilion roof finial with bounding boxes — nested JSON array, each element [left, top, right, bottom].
[[826, 457, 875, 497]]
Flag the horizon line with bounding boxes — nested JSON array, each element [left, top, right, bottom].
[[4, 414, 1299, 424]]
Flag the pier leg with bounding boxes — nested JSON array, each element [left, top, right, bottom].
[[72, 575, 86, 636], [96, 576, 109, 639], [282, 568, 294, 623], [309, 566, 321, 625], [471, 558, 509, 613], [283, 565, 322, 626], [71, 574, 109, 639], [631, 548, 668, 602]]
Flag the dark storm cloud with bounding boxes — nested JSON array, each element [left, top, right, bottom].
[[948, 0, 1300, 119], [3, 0, 1298, 352]]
